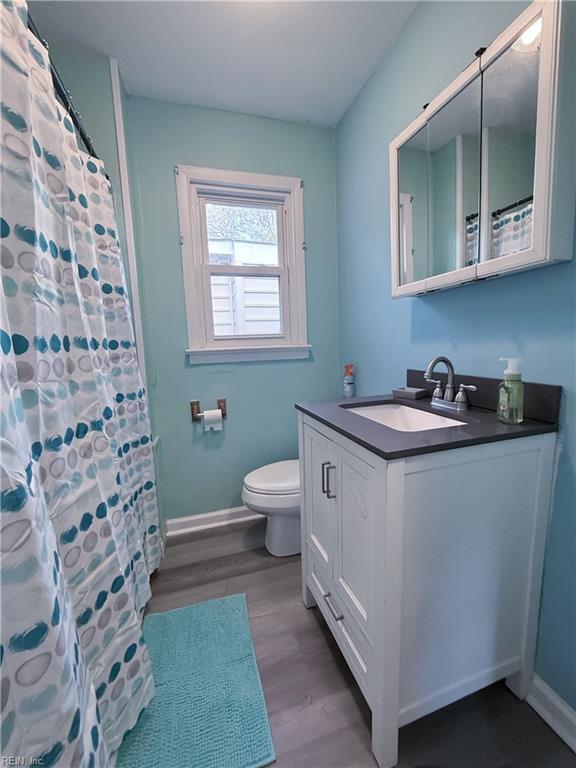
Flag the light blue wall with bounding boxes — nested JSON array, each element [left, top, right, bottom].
[[461, 132, 480, 222], [49, 47, 130, 284], [123, 96, 340, 520], [336, 1, 575, 708], [431, 138, 457, 275], [487, 127, 536, 214], [398, 145, 428, 281], [44, 47, 340, 521]]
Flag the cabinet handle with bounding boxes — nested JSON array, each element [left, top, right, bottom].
[[323, 592, 343, 622], [321, 461, 330, 495], [326, 464, 336, 499]]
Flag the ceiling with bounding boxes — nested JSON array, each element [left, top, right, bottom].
[[29, 1, 416, 127]]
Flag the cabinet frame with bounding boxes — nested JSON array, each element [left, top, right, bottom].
[[389, 0, 572, 298]]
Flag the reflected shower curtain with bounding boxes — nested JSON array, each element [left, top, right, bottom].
[[491, 200, 534, 260], [1, 1, 163, 764]]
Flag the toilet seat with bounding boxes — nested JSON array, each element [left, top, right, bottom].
[[243, 460, 299, 495], [241, 486, 299, 516]]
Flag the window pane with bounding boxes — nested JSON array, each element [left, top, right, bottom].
[[210, 275, 282, 337], [206, 203, 279, 266]]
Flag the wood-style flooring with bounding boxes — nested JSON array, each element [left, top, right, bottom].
[[148, 526, 576, 768]]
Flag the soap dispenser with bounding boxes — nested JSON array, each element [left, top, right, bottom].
[[497, 358, 524, 424]]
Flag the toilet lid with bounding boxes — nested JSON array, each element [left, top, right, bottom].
[[244, 460, 300, 495]]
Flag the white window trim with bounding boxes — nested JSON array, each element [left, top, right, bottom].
[[175, 165, 310, 364]]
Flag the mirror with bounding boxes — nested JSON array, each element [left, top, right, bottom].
[[396, 77, 482, 287], [390, 3, 568, 297], [397, 125, 428, 286], [426, 76, 482, 278], [481, 16, 541, 262]]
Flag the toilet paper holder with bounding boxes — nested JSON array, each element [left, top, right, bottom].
[[190, 398, 227, 422]]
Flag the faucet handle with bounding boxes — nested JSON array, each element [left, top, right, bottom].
[[431, 380, 444, 400], [424, 375, 444, 400], [455, 383, 477, 404]]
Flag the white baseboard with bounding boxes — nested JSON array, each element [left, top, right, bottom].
[[166, 506, 263, 538], [528, 674, 576, 753]]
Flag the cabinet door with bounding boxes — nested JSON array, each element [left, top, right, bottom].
[[477, 1, 561, 277], [304, 425, 336, 579], [425, 73, 481, 290], [390, 59, 481, 297], [334, 444, 376, 638], [394, 123, 429, 294]]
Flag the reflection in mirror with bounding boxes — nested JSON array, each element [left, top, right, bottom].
[[426, 76, 482, 278], [482, 16, 541, 261], [397, 125, 428, 285]]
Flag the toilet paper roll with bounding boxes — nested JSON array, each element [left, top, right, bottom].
[[203, 408, 223, 432]]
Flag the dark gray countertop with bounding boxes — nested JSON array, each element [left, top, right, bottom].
[[295, 395, 558, 460]]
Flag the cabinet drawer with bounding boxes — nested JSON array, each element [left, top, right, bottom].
[[307, 547, 371, 705]]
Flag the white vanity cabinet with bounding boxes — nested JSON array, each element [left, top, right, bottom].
[[298, 412, 557, 768]]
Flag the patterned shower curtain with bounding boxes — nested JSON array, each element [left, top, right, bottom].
[[1, 1, 163, 764], [491, 200, 534, 260]]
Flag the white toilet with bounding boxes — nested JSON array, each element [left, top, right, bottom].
[[241, 460, 301, 557]]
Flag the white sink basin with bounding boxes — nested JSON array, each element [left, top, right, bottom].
[[346, 403, 466, 432]]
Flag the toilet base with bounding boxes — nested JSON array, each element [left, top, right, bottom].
[[265, 515, 301, 557]]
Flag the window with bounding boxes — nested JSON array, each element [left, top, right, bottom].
[[176, 165, 310, 363]]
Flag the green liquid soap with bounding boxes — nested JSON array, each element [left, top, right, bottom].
[[497, 357, 524, 425]]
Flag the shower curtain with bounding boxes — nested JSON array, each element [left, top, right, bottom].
[[1, 1, 163, 764], [491, 201, 534, 260]]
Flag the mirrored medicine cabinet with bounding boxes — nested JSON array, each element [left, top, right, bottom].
[[389, 1, 575, 297]]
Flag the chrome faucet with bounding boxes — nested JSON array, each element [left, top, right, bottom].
[[424, 356, 456, 401], [424, 356, 477, 412]]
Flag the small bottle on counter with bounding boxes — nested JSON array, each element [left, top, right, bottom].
[[343, 363, 356, 399], [497, 357, 524, 424]]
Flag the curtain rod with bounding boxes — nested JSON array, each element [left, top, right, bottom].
[[27, 12, 100, 160], [492, 195, 534, 219], [465, 192, 534, 224]]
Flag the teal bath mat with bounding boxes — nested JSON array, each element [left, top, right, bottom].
[[116, 594, 275, 768]]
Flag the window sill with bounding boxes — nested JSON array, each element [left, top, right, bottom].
[[186, 344, 312, 365]]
